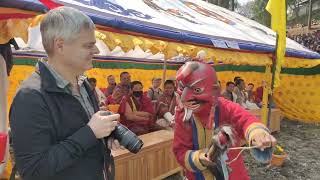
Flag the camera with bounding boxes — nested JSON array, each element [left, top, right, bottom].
[[101, 111, 144, 153]]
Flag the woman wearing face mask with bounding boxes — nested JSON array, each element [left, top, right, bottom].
[[118, 81, 163, 135], [156, 80, 177, 128]]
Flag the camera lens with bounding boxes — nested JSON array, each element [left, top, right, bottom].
[[112, 124, 144, 154], [100, 111, 144, 153]]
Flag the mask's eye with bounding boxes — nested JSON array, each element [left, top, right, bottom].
[[194, 87, 204, 94]]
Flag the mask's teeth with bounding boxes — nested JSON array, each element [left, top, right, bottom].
[[183, 107, 188, 122], [183, 108, 193, 122], [183, 101, 201, 111]]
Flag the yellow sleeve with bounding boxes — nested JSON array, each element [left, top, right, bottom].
[[184, 150, 207, 172], [245, 122, 270, 145]]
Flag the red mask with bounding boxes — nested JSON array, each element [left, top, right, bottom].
[[176, 61, 220, 128]]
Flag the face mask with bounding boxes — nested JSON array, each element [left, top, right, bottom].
[[133, 91, 143, 98]]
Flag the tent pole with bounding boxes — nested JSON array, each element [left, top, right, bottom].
[[261, 65, 270, 125], [267, 33, 279, 128], [163, 56, 167, 87]]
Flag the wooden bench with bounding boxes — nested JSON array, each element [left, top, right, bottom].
[[248, 108, 283, 132], [112, 130, 182, 180]]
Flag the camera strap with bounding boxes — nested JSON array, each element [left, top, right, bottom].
[[104, 150, 115, 180]]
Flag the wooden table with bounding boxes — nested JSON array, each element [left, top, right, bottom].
[[112, 130, 182, 180]]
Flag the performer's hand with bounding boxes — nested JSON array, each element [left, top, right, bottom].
[[199, 152, 214, 167], [251, 131, 277, 151]]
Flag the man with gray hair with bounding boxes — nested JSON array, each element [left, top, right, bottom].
[[10, 7, 120, 180]]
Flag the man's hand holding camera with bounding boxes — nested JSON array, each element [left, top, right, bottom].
[[88, 111, 123, 150], [88, 111, 143, 153], [88, 111, 119, 138]]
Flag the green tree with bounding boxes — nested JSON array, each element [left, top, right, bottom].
[[286, 0, 315, 26], [247, 0, 303, 27], [236, 1, 255, 19], [251, 0, 271, 27], [287, 0, 299, 23]]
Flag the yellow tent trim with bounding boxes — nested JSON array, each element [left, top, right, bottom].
[[96, 29, 273, 66], [0, 7, 41, 44], [0, 18, 31, 44], [284, 57, 320, 68], [95, 29, 320, 68]]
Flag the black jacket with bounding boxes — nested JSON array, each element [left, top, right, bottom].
[[10, 62, 114, 180]]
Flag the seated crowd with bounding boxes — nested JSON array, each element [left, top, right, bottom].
[[221, 77, 269, 110], [88, 72, 177, 135], [88, 73, 267, 135], [118, 80, 163, 136]]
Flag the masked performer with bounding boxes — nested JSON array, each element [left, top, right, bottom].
[[173, 61, 276, 180]]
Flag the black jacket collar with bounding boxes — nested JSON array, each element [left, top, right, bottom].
[[37, 61, 99, 112]]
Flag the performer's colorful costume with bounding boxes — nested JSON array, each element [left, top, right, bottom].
[[173, 61, 272, 180]]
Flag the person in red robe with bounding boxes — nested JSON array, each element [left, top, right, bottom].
[[105, 72, 132, 105], [156, 80, 177, 127], [118, 81, 163, 135], [103, 75, 117, 97], [173, 61, 276, 180], [254, 80, 267, 108]]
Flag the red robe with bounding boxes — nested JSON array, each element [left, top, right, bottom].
[[173, 97, 264, 180], [118, 95, 162, 135], [157, 93, 176, 118], [255, 86, 263, 104]]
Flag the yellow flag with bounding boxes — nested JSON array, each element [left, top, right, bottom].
[[266, 0, 286, 88]]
